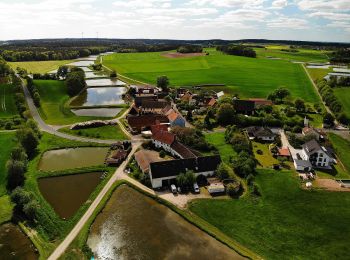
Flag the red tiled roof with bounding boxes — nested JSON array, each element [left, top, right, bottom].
[[152, 130, 176, 145], [168, 111, 179, 122], [151, 124, 168, 134], [207, 98, 216, 107], [249, 98, 273, 107], [128, 114, 169, 129], [278, 148, 290, 156]]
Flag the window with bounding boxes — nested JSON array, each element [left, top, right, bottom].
[[318, 163, 321, 166], [319, 153, 323, 157], [324, 159, 327, 162]]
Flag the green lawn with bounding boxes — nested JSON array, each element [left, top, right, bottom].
[[204, 132, 236, 163], [252, 142, 279, 168], [103, 49, 319, 103], [334, 88, 350, 119], [254, 47, 330, 63], [34, 80, 103, 125], [9, 60, 74, 74], [0, 195, 13, 224], [329, 133, 350, 175], [306, 67, 332, 82], [59, 125, 128, 140], [0, 84, 18, 118], [190, 169, 350, 259], [0, 132, 17, 196]]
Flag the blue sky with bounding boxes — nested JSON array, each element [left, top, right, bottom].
[[0, 0, 349, 42]]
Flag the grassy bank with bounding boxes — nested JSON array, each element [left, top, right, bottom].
[[328, 133, 350, 175], [0, 195, 13, 224], [22, 133, 113, 258], [334, 88, 350, 119], [103, 48, 319, 103], [0, 132, 17, 196], [59, 124, 128, 140], [34, 80, 103, 124], [0, 84, 18, 118], [189, 169, 350, 259], [9, 60, 74, 74]]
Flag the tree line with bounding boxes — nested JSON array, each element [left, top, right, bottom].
[[177, 45, 203, 53], [216, 45, 256, 58]]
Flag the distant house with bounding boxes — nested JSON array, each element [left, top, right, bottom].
[[300, 139, 334, 168], [106, 150, 128, 166], [167, 111, 186, 127], [216, 91, 225, 99], [206, 97, 217, 107], [127, 114, 169, 133], [233, 99, 255, 115], [249, 98, 273, 109], [140, 100, 169, 113], [149, 155, 221, 188], [302, 127, 321, 141], [246, 126, 276, 142]]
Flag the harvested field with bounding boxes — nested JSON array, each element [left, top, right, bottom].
[[161, 52, 206, 58]]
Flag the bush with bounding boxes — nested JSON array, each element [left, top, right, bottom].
[[5, 121, 13, 130], [256, 149, 263, 155], [226, 182, 241, 197], [159, 150, 166, 158]]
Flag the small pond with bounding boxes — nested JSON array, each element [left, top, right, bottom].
[[87, 186, 245, 260], [38, 172, 102, 219], [86, 78, 126, 87], [70, 87, 126, 107], [71, 108, 122, 117], [0, 223, 38, 260], [85, 71, 107, 79], [80, 67, 93, 72], [38, 147, 109, 171]]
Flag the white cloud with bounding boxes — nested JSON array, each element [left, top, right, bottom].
[[297, 0, 350, 11], [188, 0, 265, 8], [267, 17, 308, 29], [271, 0, 288, 9]]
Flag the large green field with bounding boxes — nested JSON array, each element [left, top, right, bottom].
[[9, 60, 73, 74], [103, 49, 319, 103], [0, 132, 16, 196], [0, 84, 18, 118], [190, 169, 350, 259], [35, 80, 102, 125], [334, 87, 350, 119]]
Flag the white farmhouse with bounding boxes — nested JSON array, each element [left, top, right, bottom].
[[300, 139, 334, 169]]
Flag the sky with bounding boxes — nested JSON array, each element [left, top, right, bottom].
[[0, 0, 349, 42]]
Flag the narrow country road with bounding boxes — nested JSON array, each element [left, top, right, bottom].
[[47, 141, 143, 260]]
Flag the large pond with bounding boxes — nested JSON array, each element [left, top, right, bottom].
[[0, 223, 38, 260], [72, 108, 122, 117], [38, 147, 109, 171], [70, 87, 126, 107], [85, 71, 107, 79], [38, 172, 102, 219], [68, 60, 94, 67], [86, 78, 126, 87], [87, 186, 245, 260]]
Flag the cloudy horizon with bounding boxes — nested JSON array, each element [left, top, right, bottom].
[[0, 0, 349, 43]]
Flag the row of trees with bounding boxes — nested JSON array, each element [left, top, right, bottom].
[[216, 45, 256, 58], [317, 80, 349, 125], [27, 77, 41, 107], [0, 56, 11, 77], [177, 45, 203, 53], [330, 49, 350, 64]]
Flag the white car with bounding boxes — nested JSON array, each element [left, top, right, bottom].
[[171, 184, 177, 194], [193, 183, 200, 193]]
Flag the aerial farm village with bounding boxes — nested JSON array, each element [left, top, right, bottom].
[[1, 39, 350, 260]]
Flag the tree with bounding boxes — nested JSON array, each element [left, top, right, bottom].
[[323, 112, 335, 127], [65, 71, 86, 97], [26, 119, 41, 139], [16, 128, 39, 158], [294, 98, 305, 112], [23, 200, 39, 221], [184, 170, 196, 186], [157, 76, 169, 92], [226, 182, 241, 197], [7, 159, 26, 190], [57, 65, 69, 79], [217, 163, 233, 180], [10, 187, 31, 206], [216, 103, 235, 126], [176, 173, 186, 188], [268, 88, 290, 102], [110, 70, 117, 78], [10, 146, 27, 162], [33, 92, 41, 107]]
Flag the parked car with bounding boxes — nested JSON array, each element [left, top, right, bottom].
[[193, 183, 200, 193], [177, 186, 182, 193], [171, 184, 177, 194]]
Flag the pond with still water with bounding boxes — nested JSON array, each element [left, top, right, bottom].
[[0, 223, 38, 260], [38, 172, 102, 219], [70, 87, 126, 107], [86, 78, 126, 86], [71, 108, 122, 117], [38, 147, 109, 171], [87, 186, 245, 260]]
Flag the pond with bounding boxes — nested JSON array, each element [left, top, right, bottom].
[[38, 147, 109, 171], [85, 71, 107, 79], [86, 78, 126, 87], [68, 60, 94, 67], [71, 108, 122, 117], [87, 186, 245, 260], [38, 172, 103, 219], [70, 87, 126, 107], [0, 223, 38, 260]]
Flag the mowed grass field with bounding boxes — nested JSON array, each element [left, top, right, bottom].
[[103, 49, 319, 103], [204, 131, 236, 163], [329, 133, 350, 175], [9, 60, 73, 74], [34, 80, 101, 125], [0, 84, 18, 118], [189, 169, 350, 259], [0, 132, 17, 196], [334, 88, 350, 119]]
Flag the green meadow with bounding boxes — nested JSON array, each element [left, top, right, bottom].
[[204, 132, 236, 163], [34, 80, 102, 125], [9, 60, 73, 74], [0, 132, 16, 196], [190, 169, 350, 259], [103, 49, 319, 103], [334, 87, 350, 119], [0, 84, 18, 118]]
